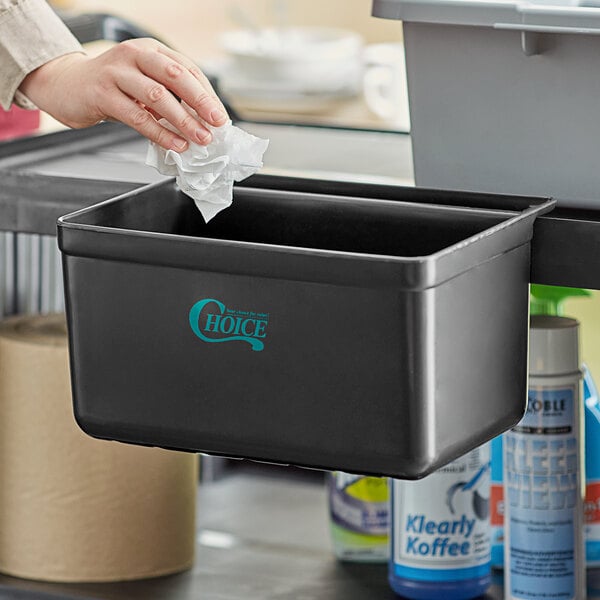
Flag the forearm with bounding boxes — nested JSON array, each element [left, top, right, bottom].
[[0, 0, 82, 110]]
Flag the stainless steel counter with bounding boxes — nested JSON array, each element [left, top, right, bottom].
[[3, 465, 600, 599], [1, 121, 599, 288], [0, 466, 503, 600], [3, 122, 414, 187]]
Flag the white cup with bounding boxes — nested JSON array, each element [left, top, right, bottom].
[[363, 43, 410, 130]]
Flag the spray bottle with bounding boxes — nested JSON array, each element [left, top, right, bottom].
[[585, 368, 600, 566], [389, 444, 491, 599], [327, 472, 389, 562], [531, 285, 600, 568], [490, 285, 600, 569], [504, 315, 585, 599], [489, 435, 505, 569]]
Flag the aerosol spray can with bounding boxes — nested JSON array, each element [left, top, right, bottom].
[[504, 315, 585, 599]]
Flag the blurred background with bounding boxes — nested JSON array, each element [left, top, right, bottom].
[[62, 0, 403, 56], [46, 0, 409, 130]]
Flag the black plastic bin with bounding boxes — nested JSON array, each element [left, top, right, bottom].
[[57, 177, 554, 478]]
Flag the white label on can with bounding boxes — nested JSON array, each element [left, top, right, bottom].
[[392, 446, 491, 582], [506, 385, 579, 600]]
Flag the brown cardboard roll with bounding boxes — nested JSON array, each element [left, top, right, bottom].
[[0, 314, 198, 582]]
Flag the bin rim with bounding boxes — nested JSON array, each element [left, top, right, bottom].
[[373, 0, 600, 30], [57, 178, 554, 260], [58, 179, 555, 290]]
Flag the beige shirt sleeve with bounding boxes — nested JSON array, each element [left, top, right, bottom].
[[0, 0, 83, 110]]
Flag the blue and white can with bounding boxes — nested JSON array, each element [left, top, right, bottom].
[[389, 444, 491, 599]]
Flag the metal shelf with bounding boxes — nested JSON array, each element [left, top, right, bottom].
[[0, 172, 138, 236], [1, 123, 599, 289]]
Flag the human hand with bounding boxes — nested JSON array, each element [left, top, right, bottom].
[[19, 38, 228, 152]]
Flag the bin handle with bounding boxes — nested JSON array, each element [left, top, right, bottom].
[[494, 23, 600, 35], [494, 23, 600, 55]]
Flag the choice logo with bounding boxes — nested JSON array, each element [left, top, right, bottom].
[[189, 298, 268, 352]]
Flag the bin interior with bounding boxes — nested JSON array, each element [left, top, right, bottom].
[[79, 184, 515, 258]]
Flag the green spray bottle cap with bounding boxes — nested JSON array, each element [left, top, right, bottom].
[[530, 284, 591, 316]]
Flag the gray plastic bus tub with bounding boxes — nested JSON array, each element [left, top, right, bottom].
[[57, 178, 554, 479], [372, 0, 600, 210]]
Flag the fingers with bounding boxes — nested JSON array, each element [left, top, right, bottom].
[[105, 90, 189, 152], [136, 48, 228, 128], [117, 71, 213, 144], [85, 39, 230, 151], [157, 47, 227, 109]]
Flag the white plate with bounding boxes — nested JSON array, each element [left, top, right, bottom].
[[217, 61, 360, 114]]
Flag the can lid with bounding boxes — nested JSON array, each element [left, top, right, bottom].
[[529, 315, 580, 376]]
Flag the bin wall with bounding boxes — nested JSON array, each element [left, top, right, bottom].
[[405, 23, 600, 209], [63, 242, 530, 478], [65, 254, 419, 475], [432, 243, 530, 468]]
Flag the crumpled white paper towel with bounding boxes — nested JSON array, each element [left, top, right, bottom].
[[146, 115, 269, 222]]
